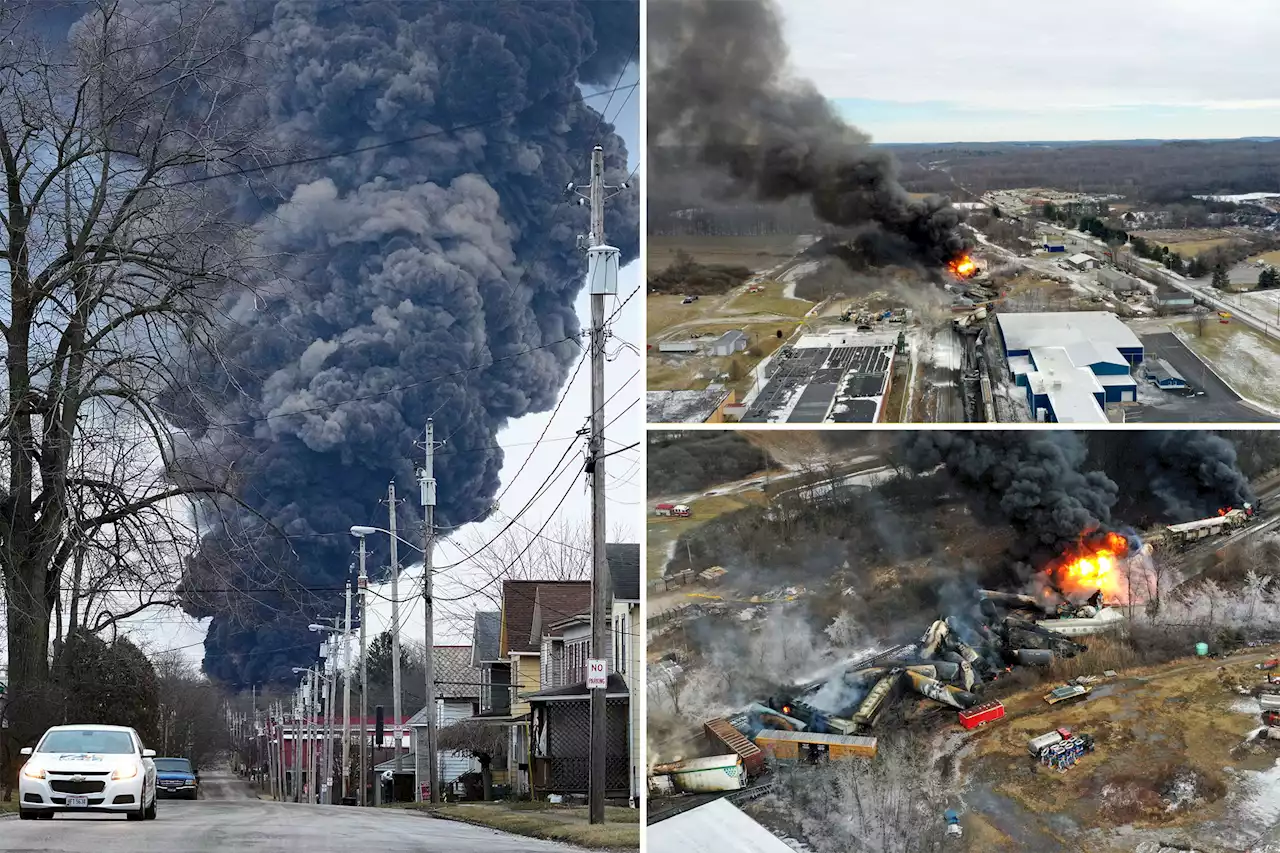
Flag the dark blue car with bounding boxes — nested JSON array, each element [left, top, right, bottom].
[[153, 758, 198, 799]]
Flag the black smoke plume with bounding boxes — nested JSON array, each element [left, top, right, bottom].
[[1134, 432, 1255, 521], [896, 432, 1119, 558], [647, 0, 967, 268], [152, 0, 639, 686]]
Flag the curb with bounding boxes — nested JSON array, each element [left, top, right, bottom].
[[394, 807, 635, 851]]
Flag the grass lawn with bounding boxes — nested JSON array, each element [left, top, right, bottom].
[[726, 279, 814, 318], [648, 234, 801, 271], [1153, 237, 1241, 257], [0, 800, 18, 814], [388, 801, 638, 849], [1250, 249, 1280, 267], [1174, 319, 1280, 411], [646, 490, 769, 579]]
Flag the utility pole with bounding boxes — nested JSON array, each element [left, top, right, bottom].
[[293, 687, 302, 803], [417, 420, 443, 803], [357, 535, 370, 807], [572, 144, 625, 825], [387, 481, 404, 776], [342, 566, 354, 802]]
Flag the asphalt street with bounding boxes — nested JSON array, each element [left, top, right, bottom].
[[0, 771, 584, 853]]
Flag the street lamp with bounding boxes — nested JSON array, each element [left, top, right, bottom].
[[349, 522, 418, 786]]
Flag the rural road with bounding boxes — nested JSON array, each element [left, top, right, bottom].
[[0, 770, 581, 853]]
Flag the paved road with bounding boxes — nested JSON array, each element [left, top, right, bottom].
[[0, 771, 580, 853], [195, 769, 256, 801]]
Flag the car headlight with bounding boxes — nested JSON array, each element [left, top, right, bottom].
[[112, 763, 138, 780], [21, 763, 45, 780]]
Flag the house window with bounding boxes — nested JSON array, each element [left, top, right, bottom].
[[617, 615, 627, 675]]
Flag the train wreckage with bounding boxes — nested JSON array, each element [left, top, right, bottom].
[[651, 587, 1119, 794]]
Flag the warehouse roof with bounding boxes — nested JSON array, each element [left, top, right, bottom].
[[1067, 253, 1096, 265], [646, 388, 730, 423], [649, 798, 795, 853], [714, 329, 747, 347], [999, 312, 1141, 353]]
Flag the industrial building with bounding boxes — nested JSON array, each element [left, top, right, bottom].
[[710, 329, 748, 357], [646, 387, 736, 423], [1143, 358, 1187, 389], [997, 312, 1143, 423], [1065, 253, 1099, 271], [1153, 285, 1195, 310], [739, 331, 896, 424]]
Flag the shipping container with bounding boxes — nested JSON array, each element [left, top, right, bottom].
[[704, 718, 765, 777], [958, 700, 1005, 730], [755, 729, 877, 761]]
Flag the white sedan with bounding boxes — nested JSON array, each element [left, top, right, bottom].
[[18, 724, 158, 820]]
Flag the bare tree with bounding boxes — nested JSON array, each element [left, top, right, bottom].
[[0, 0, 274, 741], [436, 517, 592, 636], [1193, 304, 1211, 336], [149, 652, 229, 772], [436, 719, 507, 801]]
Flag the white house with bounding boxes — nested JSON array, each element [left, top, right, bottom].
[[409, 645, 483, 800], [607, 543, 641, 805]]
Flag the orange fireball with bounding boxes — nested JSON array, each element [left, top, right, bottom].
[[1052, 531, 1129, 600], [950, 255, 978, 278]]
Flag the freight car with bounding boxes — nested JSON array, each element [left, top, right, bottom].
[[704, 718, 766, 777], [958, 700, 1005, 730], [755, 729, 878, 762]]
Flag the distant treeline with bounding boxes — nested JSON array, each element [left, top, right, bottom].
[[648, 250, 753, 295], [891, 139, 1280, 203], [647, 432, 773, 495]]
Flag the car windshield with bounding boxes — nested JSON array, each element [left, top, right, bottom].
[[38, 730, 135, 755], [153, 759, 193, 773]]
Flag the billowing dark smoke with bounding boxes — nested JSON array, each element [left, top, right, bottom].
[[647, 0, 967, 267], [896, 432, 1119, 557], [1136, 432, 1255, 521], [152, 0, 638, 686]]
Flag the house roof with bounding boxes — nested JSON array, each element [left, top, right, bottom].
[[500, 580, 591, 654], [607, 543, 640, 601], [526, 673, 630, 701], [471, 611, 501, 666], [405, 646, 482, 720]]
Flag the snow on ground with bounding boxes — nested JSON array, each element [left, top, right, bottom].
[[1172, 325, 1280, 415], [1231, 758, 1280, 833], [1232, 697, 1263, 716], [930, 327, 963, 371], [777, 260, 822, 300]]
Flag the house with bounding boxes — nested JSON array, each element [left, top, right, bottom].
[[607, 543, 641, 805], [500, 580, 592, 795], [524, 545, 639, 803], [527, 672, 631, 798], [408, 645, 483, 801]]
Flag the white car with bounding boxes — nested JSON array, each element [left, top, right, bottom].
[[18, 724, 158, 820]]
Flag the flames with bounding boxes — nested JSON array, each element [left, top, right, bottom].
[[950, 254, 977, 278], [1051, 531, 1130, 600]]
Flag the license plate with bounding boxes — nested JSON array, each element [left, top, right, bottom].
[[66, 796, 88, 808]]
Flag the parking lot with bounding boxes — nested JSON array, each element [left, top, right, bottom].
[[1128, 333, 1278, 423]]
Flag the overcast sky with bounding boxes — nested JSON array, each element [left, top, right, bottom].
[[780, 0, 1280, 143], [117, 67, 642, 669]]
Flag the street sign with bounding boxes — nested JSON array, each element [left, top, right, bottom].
[[587, 659, 607, 690]]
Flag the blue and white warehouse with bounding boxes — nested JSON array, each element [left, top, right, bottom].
[[997, 312, 1143, 423]]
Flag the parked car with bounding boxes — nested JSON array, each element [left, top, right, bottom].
[[153, 757, 199, 799], [18, 724, 158, 820]]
